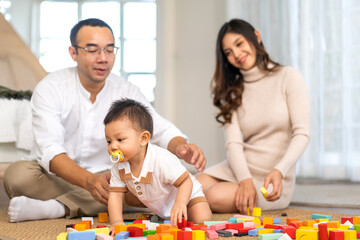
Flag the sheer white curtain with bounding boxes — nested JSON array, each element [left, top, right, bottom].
[[226, 0, 360, 182]]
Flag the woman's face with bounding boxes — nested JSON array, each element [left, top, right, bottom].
[[222, 32, 257, 71]]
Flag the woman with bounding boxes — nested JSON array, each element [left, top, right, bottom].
[[196, 19, 310, 214]]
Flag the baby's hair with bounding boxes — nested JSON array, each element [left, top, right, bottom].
[[104, 98, 153, 137]]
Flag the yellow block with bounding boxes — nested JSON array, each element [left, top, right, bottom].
[[161, 234, 174, 240], [296, 229, 319, 240], [339, 229, 357, 240], [86, 227, 110, 235], [339, 225, 350, 230], [252, 207, 262, 217], [192, 230, 205, 240], [318, 218, 329, 223], [260, 186, 268, 198], [299, 226, 317, 230], [252, 217, 261, 225], [130, 223, 146, 230], [169, 229, 180, 240], [56, 232, 67, 240], [74, 223, 87, 231], [258, 229, 274, 234]]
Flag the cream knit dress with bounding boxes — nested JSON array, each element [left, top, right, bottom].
[[204, 65, 310, 210]]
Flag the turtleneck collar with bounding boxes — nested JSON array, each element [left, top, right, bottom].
[[240, 65, 267, 83]]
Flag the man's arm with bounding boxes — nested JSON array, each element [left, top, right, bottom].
[[167, 136, 206, 172], [50, 153, 110, 205]]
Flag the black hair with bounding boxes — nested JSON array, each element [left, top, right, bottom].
[[70, 18, 114, 46], [104, 98, 153, 137]]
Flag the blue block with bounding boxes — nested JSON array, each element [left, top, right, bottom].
[[248, 228, 264, 236], [311, 214, 332, 221], [67, 230, 95, 240], [273, 229, 282, 233], [163, 220, 171, 224], [115, 231, 130, 240], [273, 218, 281, 224], [228, 217, 237, 223]]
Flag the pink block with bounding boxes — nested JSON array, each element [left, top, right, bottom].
[[66, 228, 78, 232], [243, 222, 255, 228], [209, 222, 227, 230], [205, 230, 219, 239], [225, 229, 238, 235], [96, 233, 113, 240]]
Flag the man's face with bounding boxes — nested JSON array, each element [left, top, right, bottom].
[[69, 26, 116, 87]]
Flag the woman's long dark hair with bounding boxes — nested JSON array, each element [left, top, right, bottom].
[[212, 19, 280, 125]]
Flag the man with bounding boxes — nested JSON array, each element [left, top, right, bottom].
[[4, 18, 206, 222]]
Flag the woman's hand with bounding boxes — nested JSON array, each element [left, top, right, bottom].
[[264, 169, 283, 202], [235, 178, 258, 214]]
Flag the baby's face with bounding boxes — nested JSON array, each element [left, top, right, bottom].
[[105, 118, 143, 162]]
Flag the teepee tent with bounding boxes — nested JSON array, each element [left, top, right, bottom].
[[0, 13, 47, 91]]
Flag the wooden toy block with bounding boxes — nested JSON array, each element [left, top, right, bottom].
[[209, 222, 227, 230], [128, 226, 144, 237], [278, 233, 292, 240], [225, 222, 244, 230], [187, 221, 194, 227], [329, 230, 344, 240], [354, 224, 360, 232], [192, 230, 205, 240], [115, 231, 130, 240], [157, 224, 171, 233], [225, 229, 238, 235], [304, 220, 316, 227], [273, 218, 281, 224], [80, 220, 92, 229], [339, 225, 350, 230], [169, 228, 180, 240], [131, 223, 146, 230], [258, 233, 284, 240], [177, 230, 192, 240], [341, 217, 354, 224], [67, 228, 77, 232], [97, 225, 107, 228], [205, 230, 218, 239], [286, 218, 299, 225], [357, 232, 360, 238], [262, 217, 273, 225], [67, 230, 96, 240], [147, 222, 160, 230], [243, 221, 255, 228], [177, 218, 188, 229], [281, 226, 296, 239], [228, 217, 237, 223], [56, 232, 67, 240], [253, 217, 262, 225], [215, 230, 232, 237], [98, 213, 109, 223], [86, 227, 109, 235], [204, 220, 228, 226], [252, 207, 262, 217], [328, 221, 340, 228], [147, 234, 161, 240], [161, 234, 174, 240], [82, 217, 94, 225], [144, 230, 157, 236], [340, 229, 357, 240], [115, 224, 128, 234], [189, 225, 207, 230], [237, 227, 255, 234], [318, 222, 328, 240], [319, 218, 329, 223], [248, 228, 264, 236], [134, 219, 144, 223], [260, 186, 268, 198], [296, 229, 319, 240], [258, 229, 274, 234], [74, 223, 87, 231], [96, 233, 113, 240], [289, 221, 301, 229], [354, 217, 360, 225], [234, 232, 248, 237], [264, 224, 282, 229], [312, 214, 332, 221]]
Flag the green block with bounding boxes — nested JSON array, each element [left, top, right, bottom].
[[354, 224, 360, 232], [204, 221, 227, 227], [259, 233, 284, 240], [228, 217, 237, 223], [143, 230, 156, 236]]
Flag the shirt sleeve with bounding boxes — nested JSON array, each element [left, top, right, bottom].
[[125, 83, 188, 149], [109, 164, 127, 190], [225, 112, 253, 182], [31, 77, 67, 174], [274, 67, 310, 177]]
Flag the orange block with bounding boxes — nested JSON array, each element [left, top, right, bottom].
[[304, 220, 316, 227], [115, 224, 128, 235], [327, 221, 339, 228], [286, 218, 299, 225], [262, 217, 273, 225], [80, 220, 91, 229], [147, 234, 161, 240], [74, 223, 87, 231], [169, 229, 180, 240], [157, 224, 171, 233], [354, 216, 360, 225], [98, 213, 109, 223]]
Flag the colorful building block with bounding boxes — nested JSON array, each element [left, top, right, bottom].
[[312, 214, 332, 221], [115, 231, 130, 240], [67, 230, 96, 240], [177, 231, 192, 240], [96, 233, 113, 240], [192, 230, 205, 240], [98, 213, 109, 223], [329, 230, 344, 240], [260, 186, 268, 198], [259, 233, 284, 240], [205, 230, 218, 239], [341, 217, 354, 224]]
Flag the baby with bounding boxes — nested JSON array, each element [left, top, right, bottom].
[[104, 99, 212, 235]]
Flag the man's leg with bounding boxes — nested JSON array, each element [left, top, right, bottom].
[[4, 160, 107, 221]]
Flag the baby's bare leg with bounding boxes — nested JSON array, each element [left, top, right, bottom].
[[187, 201, 212, 224]]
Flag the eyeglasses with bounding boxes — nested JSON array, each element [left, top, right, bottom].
[[74, 45, 119, 56]]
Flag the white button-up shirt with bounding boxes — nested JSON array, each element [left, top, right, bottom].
[[30, 67, 187, 174], [109, 143, 204, 218]]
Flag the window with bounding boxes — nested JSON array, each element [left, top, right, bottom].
[[38, 0, 157, 102], [0, 0, 12, 20]]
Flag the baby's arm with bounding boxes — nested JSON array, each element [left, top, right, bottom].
[[171, 175, 193, 225], [108, 191, 125, 236]]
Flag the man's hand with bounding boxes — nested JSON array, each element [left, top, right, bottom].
[[168, 137, 207, 172], [86, 172, 111, 205]]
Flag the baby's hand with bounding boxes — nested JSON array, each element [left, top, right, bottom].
[[170, 201, 187, 226], [109, 220, 125, 236]]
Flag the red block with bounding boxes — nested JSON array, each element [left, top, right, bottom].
[[225, 223, 244, 231], [340, 216, 353, 224], [281, 226, 296, 239], [318, 222, 328, 240], [264, 224, 283, 229], [189, 224, 207, 230], [289, 221, 301, 229], [237, 227, 255, 234], [177, 231, 192, 240], [97, 225, 107, 228], [127, 226, 143, 237], [177, 218, 188, 229], [133, 219, 144, 224], [329, 230, 344, 240]]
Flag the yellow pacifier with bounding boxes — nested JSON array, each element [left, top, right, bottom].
[[110, 150, 124, 163]]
